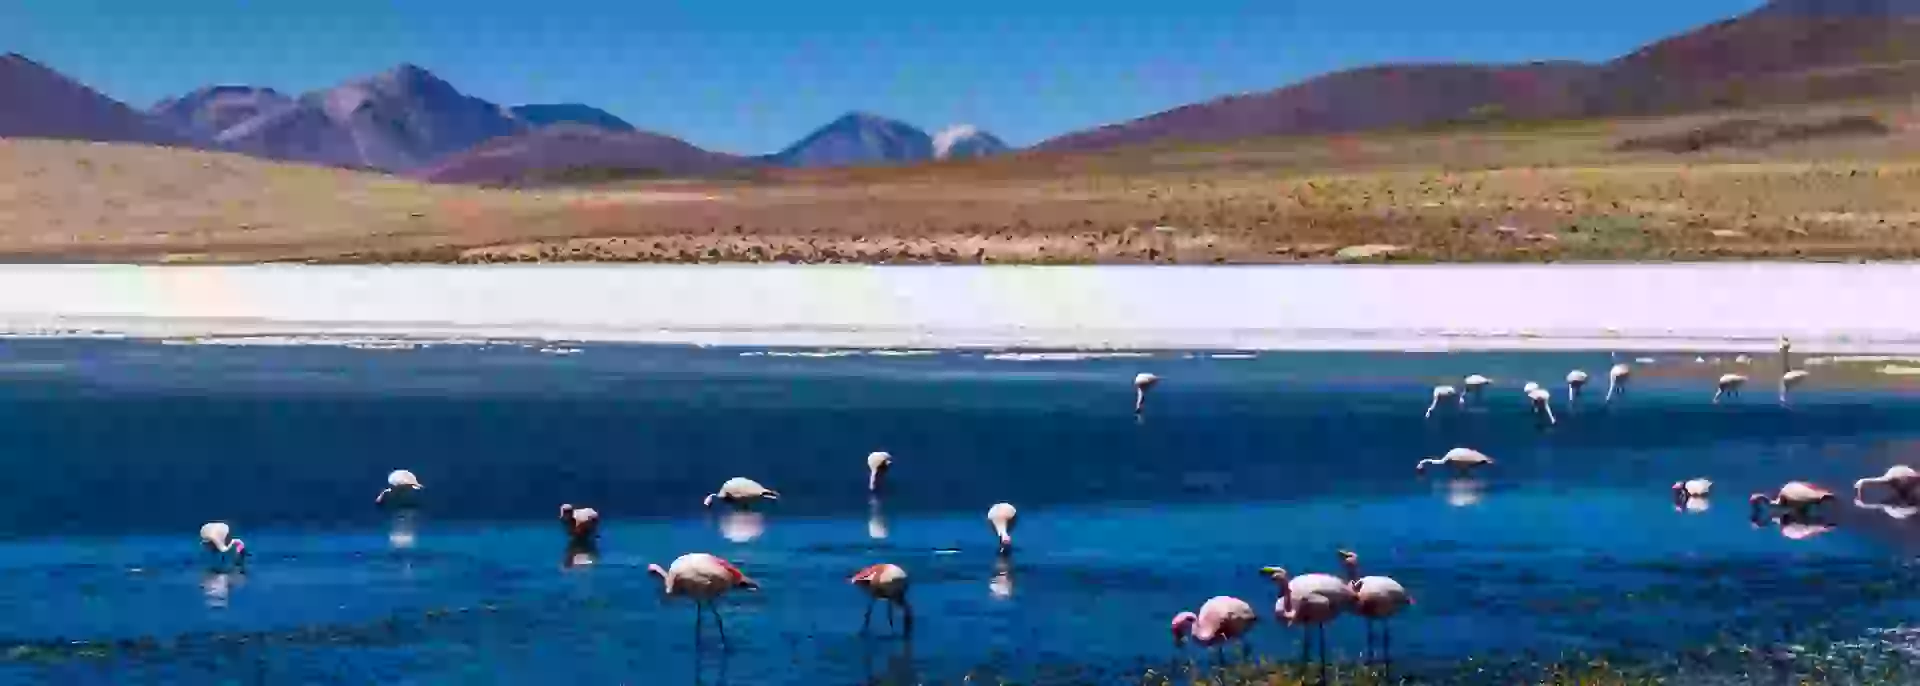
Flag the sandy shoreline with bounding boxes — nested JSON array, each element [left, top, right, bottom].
[[1, 262, 1917, 352]]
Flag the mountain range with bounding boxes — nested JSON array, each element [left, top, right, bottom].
[[6, 0, 1920, 181]]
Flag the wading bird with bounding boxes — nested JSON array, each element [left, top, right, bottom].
[[1425, 385, 1460, 418], [1779, 337, 1810, 403], [867, 451, 893, 493], [704, 477, 781, 509], [1855, 465, 1920, 503], [558, 504, 600, 543], [1714, 374, 1748, 403], [1606, 363, 1631, 403], [1171, 595, 1258, 659], [850, 563, 912, 635], [1416, 448, 1494, 475], [1338, 550, 1412, 664], [199, 522, 248, 569], [1526, 385, 1556, 425], [648, 553, 761, 647], [1463, 375, 1490, 403], [1566, 370, 1589, 403], [988, 502, 1018, 555], [1134, 373, 1160, 415], [1260, 565, 1355, 670], [375, 469, 423, 507], [1673, 478, 1713, 513], [1749, 482, 1835, 521]]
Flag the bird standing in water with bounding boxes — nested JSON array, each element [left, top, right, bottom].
[[866, 452, 893, 493], [704, 477, 780, 509], [648, 553, 761, 647], [1606, 363, 1631, 403], [1134, 373, 1160, 415], [1425, 385, 1460, 419], [850, 563, 912, 635], [1338, 550, 1412, 664], [1171, 595, 1258, 660], [987, 502, 1018, 555], [375, 469, 423, 507], [1415, 448, 1495, 475], [558, 504, 600, 544], [199, 522, 248, 570]]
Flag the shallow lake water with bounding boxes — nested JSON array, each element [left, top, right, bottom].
[[3, 339, 1920, 684]]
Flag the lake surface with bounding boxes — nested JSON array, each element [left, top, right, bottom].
[[4, 339, 1920, 684]]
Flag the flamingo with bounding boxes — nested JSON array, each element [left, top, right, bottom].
[[1462, 375, 1490, 403], [199, 522, 248, 569], [988, 502, 1018, 554], [1749, 482, 1835, 521], [1259, 565, 1355, 670], [1171, 596, 1258, 659], [1566, 370, 1589, 403], [1854, 465, 1920, 503], [558, 504, 600, 543], [1778, 336, 1810, 403], [1606, 363, 1631, 403], [375, 469, 423, 506], [1714, 373, 1747, 403], [850, 563, 912, 635], [1415, 447, 1494, 475], [1673, 478, 1712, 513], [1425, 385, 1459, 418], [1526, 385, 1556, 425], [1338, 550, 1413, 664], [867, 452, 893, 493], [704, 477, 780, 509], [648, 553, 761, 647], [1134, 373, 1160, 415]]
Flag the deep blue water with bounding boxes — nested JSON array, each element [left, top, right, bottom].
[[3, 340, 1920, 684]]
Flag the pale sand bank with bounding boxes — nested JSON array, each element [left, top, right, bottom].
[[0, 263, 1916, 352]]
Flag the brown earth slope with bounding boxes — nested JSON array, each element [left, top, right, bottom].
[[8, 101, 1920, 265]]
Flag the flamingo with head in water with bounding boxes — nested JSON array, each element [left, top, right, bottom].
[[1523, 383, 1556, 425], [1425, 385, 1459, 418], [558, 504, 600, 543], [1462, 375, 1490, 403], [850, 563, 912, 635], [1606, 363, 1631, 403], [1855, 465, 1920, 503], [1714, 374, 1748, 403], [375, 469, 423, 506], [647, 553, 760, 647], [866, 452, 893, 493], [1134, 373, 1160, 415], [199, 522, 248, 569], [1566, 370, 1588, 403], [1749, 482, 1835, 522], [704, 477, 780, 509], [1416, 447, 1494, 475], [987, 502, 1018, 555]]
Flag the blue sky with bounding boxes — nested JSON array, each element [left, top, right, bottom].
[[3, 0, 1764, 154]]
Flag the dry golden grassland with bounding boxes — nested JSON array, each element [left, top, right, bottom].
[[7, 100, 1920, 264]]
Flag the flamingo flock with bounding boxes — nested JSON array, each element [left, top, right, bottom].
[[184, 338, 1897, 671]]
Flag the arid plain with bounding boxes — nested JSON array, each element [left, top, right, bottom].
[[8, 101, 1920, 265]]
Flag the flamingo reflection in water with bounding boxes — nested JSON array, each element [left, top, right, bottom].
[[719, 510, 766, 544], [867, 496, 889, 540], [200, 570, 242, 609]]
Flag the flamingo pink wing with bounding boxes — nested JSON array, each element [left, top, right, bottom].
[[850, 564, 885, 583], [714, 557, 747, 583]]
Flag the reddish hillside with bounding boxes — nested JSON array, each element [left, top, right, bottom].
[[415, 124, 753, 185]]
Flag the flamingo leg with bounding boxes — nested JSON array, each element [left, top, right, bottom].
[[862, 597, 875, 633], [1299, 625, 1310, 666], [900, 597, 914, 636], [694, 602, 705, 647], [1383, 619, 1392, 667], [887, 599, 897, 630], [711, 602, 730, 648]]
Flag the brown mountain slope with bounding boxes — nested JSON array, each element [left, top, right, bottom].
[[1037, 1, 1920, 154], [0, 53, 188, 146]]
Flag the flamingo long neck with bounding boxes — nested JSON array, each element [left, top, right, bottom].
[[1419, 458, 1445, 469], [647, 565, 673, 593], [222, 538, 244, 555]]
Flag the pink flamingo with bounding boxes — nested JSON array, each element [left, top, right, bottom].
[[850, 563, 912, 635], [648, 553, 761, 647], [1171, 596, 1258, 659], [704, 477, 780, 509], [1338, 550, 1413, 664], [867, 452, 893, 492], [988, 502, 1018, 555], [1749, 482, 1835, 521], [198, 522, 248, 569], [1260, 565, 1354, 669], [1855, 465, 1920, 503], [558, 504, 600, 542], [1425, 385, 1459, 418], [1134, 373, 1160, 415], [1415, 448, 1494, 475]]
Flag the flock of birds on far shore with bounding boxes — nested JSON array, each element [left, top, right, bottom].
[[186, 335, 1920, 674]]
